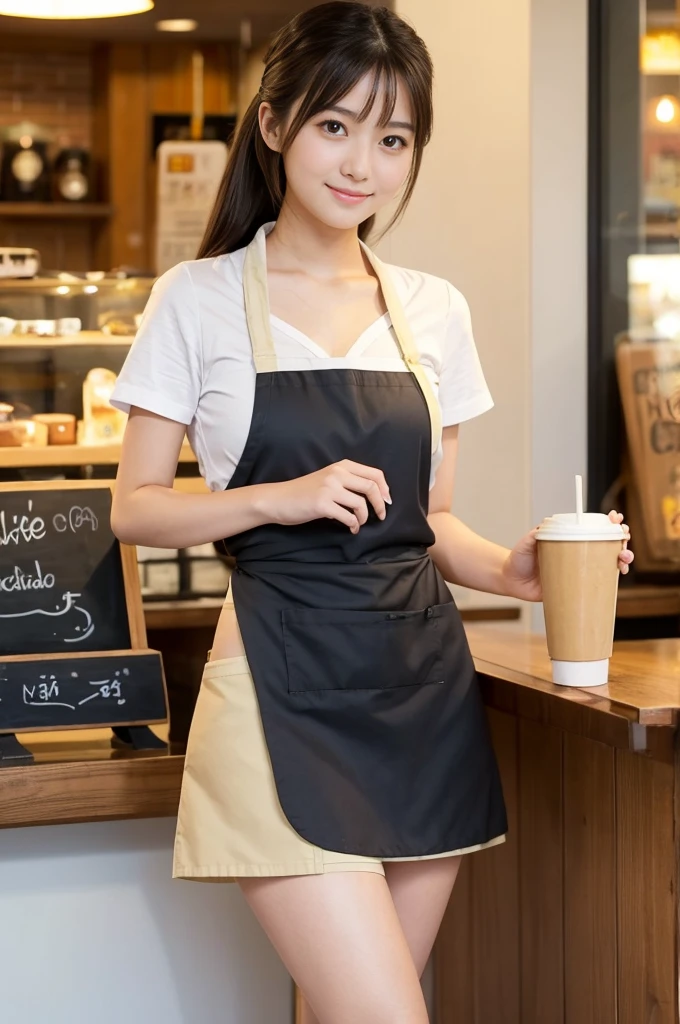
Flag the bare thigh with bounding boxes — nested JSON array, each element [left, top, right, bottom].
[[238, 871, 429, 1024], [383, 856, 462, 977]]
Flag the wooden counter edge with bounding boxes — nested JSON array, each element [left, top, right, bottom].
[[0, 750, 185, 829], [474, 660, 676, 764]]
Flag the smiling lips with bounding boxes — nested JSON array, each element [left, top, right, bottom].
[[327, 184, 372, 203]]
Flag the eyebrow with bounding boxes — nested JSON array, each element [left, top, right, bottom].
[[326, 105, 415, 132]]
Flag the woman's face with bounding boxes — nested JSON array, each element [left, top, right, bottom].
[[261, 72, 415, 231]]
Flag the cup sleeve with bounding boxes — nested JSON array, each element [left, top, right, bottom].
[[438, 282, 494, 428], [110, 262, 202, 426]]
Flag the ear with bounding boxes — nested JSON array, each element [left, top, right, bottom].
[[258, 102, 283, 153]]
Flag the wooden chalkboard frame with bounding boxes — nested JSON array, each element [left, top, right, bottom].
[[0, 479, 147, 650]]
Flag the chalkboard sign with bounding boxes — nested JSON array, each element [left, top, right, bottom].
[[0, 650, 167, 732], [0, 484, 137, 657]]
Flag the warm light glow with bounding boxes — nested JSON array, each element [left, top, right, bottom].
[[83, 285, 98, 294], [655, 95, 680, 124], [156, 18, 196, 32], [642, 30, 680, 73], [55, 286, 70, 295], [0, 0, 153, 18]]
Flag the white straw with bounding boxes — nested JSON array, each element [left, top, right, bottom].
[[575, 474, 584, 524]]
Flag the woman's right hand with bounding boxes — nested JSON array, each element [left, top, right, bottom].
[[258, 459, 391, 535]]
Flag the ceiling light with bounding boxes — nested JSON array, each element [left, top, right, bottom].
[[0, 0, 152, 16], [156, 18, 197, 32]]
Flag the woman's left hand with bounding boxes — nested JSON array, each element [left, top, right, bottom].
[[501, 510, 634, 602]]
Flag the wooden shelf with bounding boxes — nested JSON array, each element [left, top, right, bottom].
[[0, 202, 113, 219], [0, 331, 132, 349], [0, 441, 197, 468], [0, 726, 183, 830]]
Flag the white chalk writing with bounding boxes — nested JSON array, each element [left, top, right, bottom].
[[0, 560, 55, 593], [0, 591, 94, 642], [52, 506, 99, 534], [0, 500, 45, 547]]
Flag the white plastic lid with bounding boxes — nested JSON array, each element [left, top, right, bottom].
[[536, 512, 625, 542]]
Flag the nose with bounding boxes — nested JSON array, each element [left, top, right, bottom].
[[340, 139, 370, 183]]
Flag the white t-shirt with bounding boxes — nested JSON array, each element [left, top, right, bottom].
[[111, 221, 493, 491]]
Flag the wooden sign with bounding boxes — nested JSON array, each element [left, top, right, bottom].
[[0, 481, 167, 760], [616, 340, 680, 571]]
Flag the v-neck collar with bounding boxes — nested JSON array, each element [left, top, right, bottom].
[[269, 310, 392, 361], [251, 221, 394, 361]]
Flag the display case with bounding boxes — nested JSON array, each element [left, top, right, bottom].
[[0, 276, 231, 602]]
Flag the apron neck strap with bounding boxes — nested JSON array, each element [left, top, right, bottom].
[[361, 245, 442, 455], [359, 244, 419, 369], [243, 228, 279, 373]]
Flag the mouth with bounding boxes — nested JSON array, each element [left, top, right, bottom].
[[326, 184, 373, 203]]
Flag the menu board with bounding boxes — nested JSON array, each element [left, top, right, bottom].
[[0, 651, 166, 731], [0, 486, 131, 656]]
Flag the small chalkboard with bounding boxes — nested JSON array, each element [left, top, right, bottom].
[[0, 482, 141, 657], [0, 650, 167, 732], [0, 481, 168, 761]]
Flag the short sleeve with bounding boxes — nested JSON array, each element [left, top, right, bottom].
[[110, 263, 202, 425], [438, 282, 494, 427]]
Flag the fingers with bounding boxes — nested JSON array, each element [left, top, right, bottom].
[[619, 545, 634, 574], [340, 461, 391, 504], [344, 473, 387, 520], [607, 510, 634, 573], [329, 502, 363, 535]]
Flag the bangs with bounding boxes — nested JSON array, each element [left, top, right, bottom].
[[284, 56, 416, 144], [356, 64, 399, 128]]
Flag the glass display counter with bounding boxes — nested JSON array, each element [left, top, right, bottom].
[[0, 277, 230, 602]]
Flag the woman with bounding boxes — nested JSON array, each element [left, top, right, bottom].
[[110, 4, 633, 1021]]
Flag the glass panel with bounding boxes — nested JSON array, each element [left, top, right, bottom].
[[592, 0, 680, 578]]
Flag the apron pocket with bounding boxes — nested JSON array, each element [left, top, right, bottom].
[[282, 602, 452, 693]]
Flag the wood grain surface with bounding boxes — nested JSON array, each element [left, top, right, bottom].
[[466, 623, 680, 721], [0, 726, 183, 829]]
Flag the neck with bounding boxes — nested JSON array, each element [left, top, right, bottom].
[[266, 198, 368, 280]]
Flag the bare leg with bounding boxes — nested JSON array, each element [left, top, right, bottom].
[[382, 857, 462, 976], [286, 856, 462, 1023], [238, 871, 429, 1024]]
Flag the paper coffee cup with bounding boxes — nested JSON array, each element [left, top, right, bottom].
[[536, 512, 625, 686]]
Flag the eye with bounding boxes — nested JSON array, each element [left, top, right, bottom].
[[320, 120, 347, 136], [381, 135, 408, 151]]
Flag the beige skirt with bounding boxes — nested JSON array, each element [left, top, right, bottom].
[[172, 655, 506, 883]]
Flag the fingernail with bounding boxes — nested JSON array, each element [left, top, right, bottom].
[[385, 495, 392, 505], [379, 511, 386, 520]]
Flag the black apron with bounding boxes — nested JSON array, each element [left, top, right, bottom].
[[222, 228, 507, 858]]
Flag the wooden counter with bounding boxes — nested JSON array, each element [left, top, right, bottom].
[[436, 624, 680, 1024]]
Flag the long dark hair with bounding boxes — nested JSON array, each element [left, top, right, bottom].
[[197, 1, 433, 257]]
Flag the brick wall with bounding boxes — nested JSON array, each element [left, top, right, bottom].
[[0, 43, 92, 154]]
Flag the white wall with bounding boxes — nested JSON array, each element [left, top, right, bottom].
[[530, 0, 589, 519], [0, 817, 291, 1024], [386, 0, 589, 624]]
